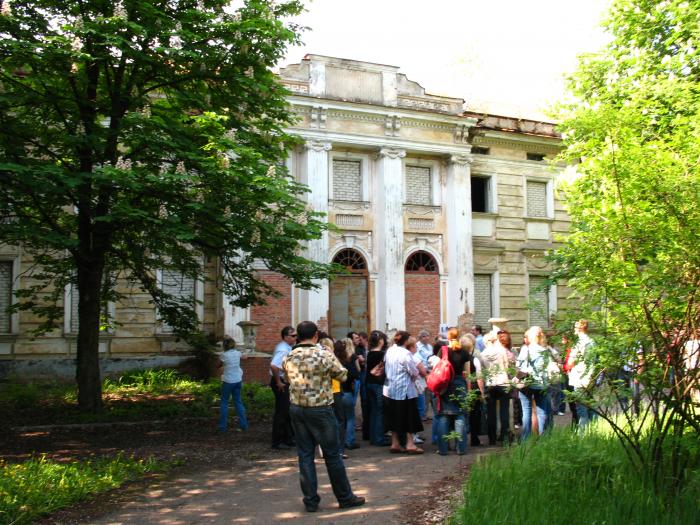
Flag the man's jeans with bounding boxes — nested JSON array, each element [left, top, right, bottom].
[[366, 383, 386, 445], [289, 405, 356, 508], [341, 391, 356, 447], [218, 381, 248, 431], [436, 413, 468, 455], [518, 387, 551, 441]]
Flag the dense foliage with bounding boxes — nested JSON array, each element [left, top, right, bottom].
[[553, 0, 700, 495], [453, 424, 700, 525], [0, 0, 334, 411]]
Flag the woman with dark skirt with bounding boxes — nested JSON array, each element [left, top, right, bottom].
[[365, 330, 390, 446], [382, 330, 424, 454]]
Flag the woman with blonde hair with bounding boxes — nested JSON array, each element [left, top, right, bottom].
[[516, 326, 553, 441], [434, 331, 483, 455]]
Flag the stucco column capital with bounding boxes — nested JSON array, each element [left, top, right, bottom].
[[377, 147, 406, 160], [304, 140, 333, 152], [448, 153, 473, 167]]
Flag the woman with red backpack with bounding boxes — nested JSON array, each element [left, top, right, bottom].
[[433, 328, 484, 455]]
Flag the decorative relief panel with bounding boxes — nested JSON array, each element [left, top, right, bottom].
[[398, 96, 450, 112], [404, 234, 443, 255], [330, 231, 373, 265], [281, 81, 309, 94], [407, 218, 435, 231], [330, 200, 371, 212], [474, 253, 498, 271], [402, 204, 442, 216], [335, 214, 364, 227], [384, 115, 401, 137], [310, 106, 327, 129]]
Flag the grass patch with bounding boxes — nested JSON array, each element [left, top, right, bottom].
[[0, 369, 273, 426], [452, 423, 700, 525], [0, 454, 167, 525]]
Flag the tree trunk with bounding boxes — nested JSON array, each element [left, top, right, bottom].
[[76, 259, 105, 413]]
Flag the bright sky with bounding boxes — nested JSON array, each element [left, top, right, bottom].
[[283, 0, 613, 120]]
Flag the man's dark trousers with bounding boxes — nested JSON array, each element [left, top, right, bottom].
[[270, 378, 293, 447]]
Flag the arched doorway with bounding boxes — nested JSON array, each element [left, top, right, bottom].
[[404, 251, 440, 336], [329, 249, 368, 339]]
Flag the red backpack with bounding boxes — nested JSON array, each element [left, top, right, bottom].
[[427, 346, 454, 404]]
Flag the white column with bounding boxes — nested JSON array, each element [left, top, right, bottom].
[[299, 140, 332, 325], [445, 153, 475, 326], [374, 147, 406, 332]]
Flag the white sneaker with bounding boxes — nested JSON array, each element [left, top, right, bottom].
[[413, 434, 425, 444]]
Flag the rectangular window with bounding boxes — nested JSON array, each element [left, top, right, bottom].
[[473, 273, 493, 328], [405, 165, 431, 205], [527, 152, 546, 161], [160, 270, 196, 333], [526, 180, 548, 218], [471, 176, 491, 213], [528, 275, 550, 327], [0, 262, 12, 333], [472, 146, 490, 155], [332, 159, 362, 201]]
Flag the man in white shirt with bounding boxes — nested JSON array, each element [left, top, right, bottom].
[[270, 325, 297, 449]]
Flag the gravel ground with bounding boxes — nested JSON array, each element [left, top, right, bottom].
[[3, 416, 494, 525]]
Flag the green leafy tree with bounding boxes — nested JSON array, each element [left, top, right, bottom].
[[0, 0, 334, 412], [553, 0, 700, 497]]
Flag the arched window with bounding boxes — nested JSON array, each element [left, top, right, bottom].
[[332, 249, 367, 273], [405, 251, 438, 273]]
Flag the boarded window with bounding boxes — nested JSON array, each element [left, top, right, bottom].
[[527, 181, 548, 217], [471, 176, 490, 213], [69, 285, 80, 333], [332, 159, 362, 201], [0, 262, 12, 333], [405, 165, 431, 205], [473, 274, 492, 328], [529, 275, 550, 327]]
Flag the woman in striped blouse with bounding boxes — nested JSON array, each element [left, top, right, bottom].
[[382, 331, 424, 454]]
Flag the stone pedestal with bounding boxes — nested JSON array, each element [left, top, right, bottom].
[[237, 321, 262, 353]]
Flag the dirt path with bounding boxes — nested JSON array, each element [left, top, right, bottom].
[[82, 439, 487, 525]]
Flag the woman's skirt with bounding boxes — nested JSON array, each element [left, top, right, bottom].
[[383, 396, 424, 434]]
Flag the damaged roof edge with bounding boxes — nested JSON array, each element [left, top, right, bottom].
[[463, 110, 560, 139]]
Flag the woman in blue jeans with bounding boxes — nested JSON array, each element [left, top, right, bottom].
[[365, 330, 389, 445], [516, 326, 553, 441], [335, 339, 361, 450], [217, 336, 248, 432]]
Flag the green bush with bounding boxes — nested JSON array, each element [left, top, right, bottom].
[[0, 454, 166, 525], [452, 424, 700, 525], [241, 382, 274, 418]]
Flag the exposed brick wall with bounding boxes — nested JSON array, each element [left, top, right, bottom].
[[404, 272, 440, 336], [332, 159, 362, 201], [251, 271, 292, 354], [241, 355, 272, 384]]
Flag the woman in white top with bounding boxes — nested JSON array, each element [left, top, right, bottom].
[[516, 326, 552, 440], [481, 330, 513, 444], [383, 331, 424, 454], [218, 336, 248, 432]]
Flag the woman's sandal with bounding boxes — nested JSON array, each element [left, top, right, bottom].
[[405, 447, 424, 455], [389, 447, 406, 454]]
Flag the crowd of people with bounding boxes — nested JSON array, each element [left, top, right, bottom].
[[217, 319, 604, 513]]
